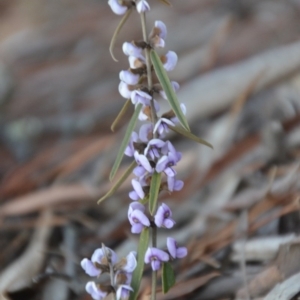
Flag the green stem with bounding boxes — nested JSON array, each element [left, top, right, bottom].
[[151, 226, 157, 300], [140, 12, 158, 126], [140, 12, 158, 300]]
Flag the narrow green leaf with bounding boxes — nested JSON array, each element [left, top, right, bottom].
[[150, 50, 190, 131], [97, 161, 136, 204], [169, 125, 213, 149], [129, 228, 150, 300], [111, 99, 131, 132], [110, 104, 142, 181], [109, 8, 132, 62], [149, 172, 161, 215], [162, 262, 176, 294]]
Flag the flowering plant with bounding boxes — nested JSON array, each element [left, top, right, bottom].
[[81, 1, 212, 299]]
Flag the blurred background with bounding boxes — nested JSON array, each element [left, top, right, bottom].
[[1, 0, 300, 299]]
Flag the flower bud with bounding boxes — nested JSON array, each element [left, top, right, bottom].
[[136, 0, 150, 13]]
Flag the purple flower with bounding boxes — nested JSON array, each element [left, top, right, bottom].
[[116, 285, 133, 300], [122, 251, 137, 273], [144, 247, 169, 271], [120, 70, 139, 85], [129, 178, 145, 201], [154, 203, 175, 228], [139, 123, 153, 143], [81, 258, 101, 277], [133, 151, 153, 175], [124, 132, 139, 157], [119, 81, 133, 99], [167, 176, 184, 192], [92, 247, 118, 266], [108, 0, 128, 15], [154, 21, 167, 40], [129, 56, 145, 69], [161, 51, 178, 72], [85, 282, 107, 300], [81, 247, 118, 277], [128, 202, 145, 218], [167, 237, 187, 259], [123, 42, 144, 59], [139, 100, 160, 121], [131, 90, 152, 106], [144, 139, 166, 160], [153, 117, 175, 136], [136, 0, 150, 13], [155, 152, 180, 177], [128, 209, 150, 234]]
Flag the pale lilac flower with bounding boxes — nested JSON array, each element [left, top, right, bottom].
[[131, 90, 152, 106], [116, 285, 133, 300], [120, 70, 139, 85], [108, 0, 128, 15], [152, 36, 165, 48], [134, 152, 152, 172], [167, 237, 187, 259], [139, 123, 153, 143], [154, 203, 175, 228], [128, 209, 150, 234], [156, 152, 180, 177], [167, 176, 184, 192], [119, 81, 133, 99], [128, 202, 145, 220], [129, 56, 145, 69], [153, 117, 175, 136], [144, 139, 166, 160], [81, 258, 101, 277], [139, 100, 160, 121], [154, 21, 167, 40], [92, 247, 118, 266], [161, 51, 178, 72], [129, 178, 145, 200], [160, 81, 180, 100], [122, 251, 137, 273], [123, 42, 144, 59], [144, 247, 169, 271], [85, 282, 107, 300], [124, 132, 139, 157], [136, 0, 150, 13]]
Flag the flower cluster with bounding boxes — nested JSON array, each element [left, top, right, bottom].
[[81, 2, 188, 299], [115, 4, 187, 272], [81, 246, 137, 300]]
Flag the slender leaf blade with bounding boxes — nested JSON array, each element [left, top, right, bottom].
[[162, 262, 176, 294], [109, 104, 142, 181], [169, 125, 213, 149], [111, 99, 131, 132], [150, 50, 190, 131], [149, 172, 161, 215], [129, 228, 150, 300], [97, 161, 136, 204], [109, 8, 132, 62]]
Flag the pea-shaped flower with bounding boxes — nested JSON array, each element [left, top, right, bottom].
[[167, 237, 187, 259], [85, 282, 108, 300], [128, 203, 150, 234], [144, 247, 169, 271], [136, 0, 150, 13], [154, 203, 175, 228]]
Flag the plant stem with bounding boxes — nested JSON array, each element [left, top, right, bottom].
[[151, 225, 157, 300], [140, 12, 158, 300], [140, 12, 158, 126]]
